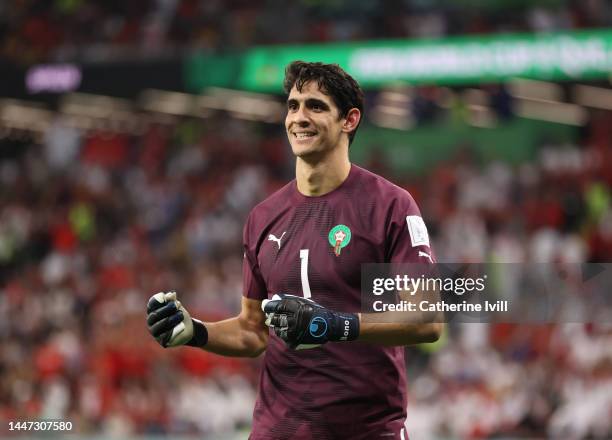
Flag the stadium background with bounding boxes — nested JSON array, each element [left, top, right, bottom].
[[1, 1, 611, 438]]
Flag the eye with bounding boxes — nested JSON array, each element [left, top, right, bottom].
[[309, 101, 326, 112], [287, 102, 298, 111], [309, 100, 328, 112]]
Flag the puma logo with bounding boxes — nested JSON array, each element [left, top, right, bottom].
[[268, 232, 286, 249], [418, 250, 434, 264]]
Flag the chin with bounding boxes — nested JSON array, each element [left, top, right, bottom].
[[291, 143, 318, 158]]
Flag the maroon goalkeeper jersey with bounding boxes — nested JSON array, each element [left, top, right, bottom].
[[243, 164, 434, 440]]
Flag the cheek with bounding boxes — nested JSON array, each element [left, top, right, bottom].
[[326, 121, 342, 137]]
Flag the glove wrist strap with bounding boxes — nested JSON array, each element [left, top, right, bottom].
[[330, 312, 359, 342], [186, 319, 208, 347]]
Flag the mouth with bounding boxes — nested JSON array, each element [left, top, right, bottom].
[[292, 131, 317, 140]]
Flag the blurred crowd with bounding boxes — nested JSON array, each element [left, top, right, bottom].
[[417, 112, 612, 264], [2, 0, 612, 65], [0, 103, 611, 437], [403, 111, 612, 439], [0, 115, 288, 436]]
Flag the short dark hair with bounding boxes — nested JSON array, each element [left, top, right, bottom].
[[283, 61, 364, 145]]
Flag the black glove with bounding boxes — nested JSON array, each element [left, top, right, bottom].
[[146, 291, 207, 348], [262, 294, 359, 350]]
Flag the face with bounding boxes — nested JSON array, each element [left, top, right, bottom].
[[285, 81, 346, 159]]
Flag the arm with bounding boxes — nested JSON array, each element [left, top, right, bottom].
[[357, 289, 444, 346], [357, 317, 443, 346], [147, 293, 268, 358], [203, 297, 269, 357], [263, 291, 443, 349]]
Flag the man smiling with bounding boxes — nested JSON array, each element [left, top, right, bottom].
[[146, 61, 441, 439]]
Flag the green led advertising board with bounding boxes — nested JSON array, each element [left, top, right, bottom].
[[237, 30, 612, 91]]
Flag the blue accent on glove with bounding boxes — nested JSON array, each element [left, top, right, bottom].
[[309, 316, 328, 338]]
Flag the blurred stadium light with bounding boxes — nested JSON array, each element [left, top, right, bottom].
[[574, 84, 612, 111]]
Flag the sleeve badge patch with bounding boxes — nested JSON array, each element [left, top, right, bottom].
[[406, 215, 430, 247]]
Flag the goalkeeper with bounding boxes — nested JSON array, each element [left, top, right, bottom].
[[146, 61, 442, 440]]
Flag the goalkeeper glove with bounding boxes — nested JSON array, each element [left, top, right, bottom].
[[262, 294, 359, 350], [146, 291, 208, 348]]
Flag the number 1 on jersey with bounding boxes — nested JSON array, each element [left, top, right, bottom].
[[299, 249, 312, 298]]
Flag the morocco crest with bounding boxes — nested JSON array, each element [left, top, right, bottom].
[[328, 224, 351, 256]]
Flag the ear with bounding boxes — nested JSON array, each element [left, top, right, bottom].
[[342, 108, 361, 134]]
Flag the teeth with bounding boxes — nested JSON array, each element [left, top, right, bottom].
[[295, 132, 315, 139]]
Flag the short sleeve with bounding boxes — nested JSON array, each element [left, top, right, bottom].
[[242, 212, 268, 300], [386, 191, 436, 265]]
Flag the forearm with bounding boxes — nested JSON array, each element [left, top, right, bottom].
[[202, 315, 268, 357], [355, 287, 444, 346], [357, 315, 443, 346]]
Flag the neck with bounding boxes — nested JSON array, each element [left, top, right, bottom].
[[295, 145, 351, 197]]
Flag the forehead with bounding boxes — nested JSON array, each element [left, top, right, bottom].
[[288, 81, 334, 105]]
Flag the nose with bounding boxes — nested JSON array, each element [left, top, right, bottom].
[[288, 105, 310, 128]]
